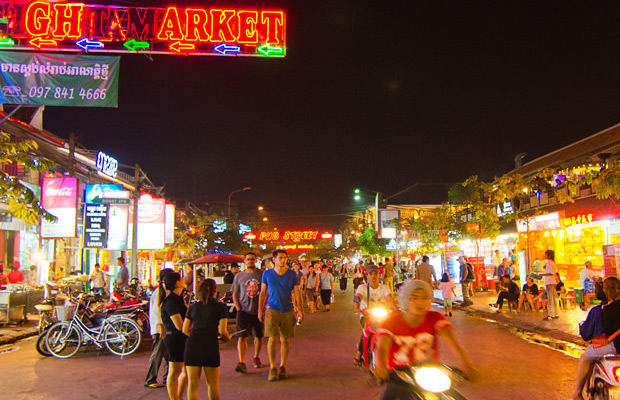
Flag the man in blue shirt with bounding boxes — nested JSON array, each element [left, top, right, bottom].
[[258, 249, 304, 382], [115, 256, 129, 292]]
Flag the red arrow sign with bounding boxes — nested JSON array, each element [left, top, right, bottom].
[[169, 41, 194, 53]]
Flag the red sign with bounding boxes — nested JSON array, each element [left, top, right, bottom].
[[257, 230, 333, 242], [563, 213, 595, 227], [41, 176, 78, 238], [0, 1, 286, 56], [244, 232, 257, 240]]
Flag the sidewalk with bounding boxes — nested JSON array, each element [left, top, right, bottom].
[[434, 286, 589, 348], [0, 317, 39, 346]]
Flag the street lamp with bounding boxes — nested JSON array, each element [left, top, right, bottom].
[[228, 186, 252, 221], [258, 206, 264, 211]]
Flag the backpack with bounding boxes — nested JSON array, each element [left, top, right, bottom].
[[465, 263, 475, 282]]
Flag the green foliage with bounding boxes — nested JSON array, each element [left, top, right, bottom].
[[0, 134, 55, 224], [356, 226, 388, 257]]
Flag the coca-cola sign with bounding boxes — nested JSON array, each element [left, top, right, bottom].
[[41, 177, 78, 238]]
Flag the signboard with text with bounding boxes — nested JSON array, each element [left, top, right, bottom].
[[128, 194, 166, 250], [516, 212, 563, 233], [0, 1, 286, 57], [41, 176, 77, 238], [0, 52, 119, 107], [83, 203, 108, 248]]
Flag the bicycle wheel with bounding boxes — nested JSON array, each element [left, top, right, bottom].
[[36, 330, 52, 357], [103, 318, 141, 356], [45, 322, 82, 359]]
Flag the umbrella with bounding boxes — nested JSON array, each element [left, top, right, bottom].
[[189, 254, 245, 264]]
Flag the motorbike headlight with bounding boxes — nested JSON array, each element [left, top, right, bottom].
[[369, 307, 388, 318], [414, 367, 452, 393]]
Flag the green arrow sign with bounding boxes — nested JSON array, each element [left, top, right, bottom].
[[123, 39, 150, 51], [258, 44, 285, 56]]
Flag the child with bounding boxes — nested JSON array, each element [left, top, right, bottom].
[[439, 273, 456, 317]]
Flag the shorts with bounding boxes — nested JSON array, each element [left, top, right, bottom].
[[443, 298, 452, 307], [164, 333, 187, 363], [236, 310, 264, 338], [264, 308, 295, 339], [305, 288, 318, 302], [583, 342, 617, 360], [320, 289, 332, 305]]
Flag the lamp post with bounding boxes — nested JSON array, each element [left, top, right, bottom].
[[228, 187, 252, 221]]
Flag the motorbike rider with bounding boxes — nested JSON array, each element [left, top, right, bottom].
[[353, 264, 397, 366], [375, 280, 474, 400], [571, 276, 620, 400]]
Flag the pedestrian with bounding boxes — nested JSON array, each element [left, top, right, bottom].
[[27, 265, 38, 287], [458, 256, 475, 307], [115, 256, 129, 292], [223, 264, 240, 284], [160, 272, 188, 400], [8, 261, 24, 284], [319, 264, 334, 312], [339, 263, 348, 294], [232, 252, 265, 373], [258, 249, 304, 381], [540, 249, 559, 320], [305, 264, 320, 313], [415, 256, 437, 288], [492, 249, 502, 268], [89, 263, 106, 295], [579, 261, 597, 288], [352, 262, 364, 291], [489, 275, 519, 313], [145, 268, 173, 389], [382, 257, 395, 292], [182, 279, 230, 400], [439, 273, 456, 317]]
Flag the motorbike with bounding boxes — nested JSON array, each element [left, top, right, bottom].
[[360, 304, 392, 374], [388, 363, 468, 400], [587, 355, 620, 400]]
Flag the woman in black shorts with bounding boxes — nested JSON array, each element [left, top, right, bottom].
[[182, 278, 230, 400], [160, 272, 187, 400]]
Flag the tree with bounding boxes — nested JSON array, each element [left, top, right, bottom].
[[0, 134, 55, 224], [356, 226, 388, 258]]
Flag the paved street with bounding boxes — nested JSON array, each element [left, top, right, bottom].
[[2, 285, 579, 400]]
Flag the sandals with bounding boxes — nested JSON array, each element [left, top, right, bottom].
[[353, 358, 363, 367]]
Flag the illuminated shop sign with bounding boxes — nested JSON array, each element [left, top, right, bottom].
[[516, 212, 562, 233], [41, 176, 77, 238], [96, 151, 118, 178], [0, 0, 286, 57], [83, 203, 107, 248], [563, 213, 595, 227], [257, 230, 333, 242], [279, 244, 314, 252]]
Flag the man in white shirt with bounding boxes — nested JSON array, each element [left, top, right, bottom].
[[579, 261, 596, 288], [144, 269, 172, 388], [492, 250, 502, 268], [539, 250, 559, 320], [353, 265, 396, 365]]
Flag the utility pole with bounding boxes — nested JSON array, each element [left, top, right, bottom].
[[130, 164, 140, 279]]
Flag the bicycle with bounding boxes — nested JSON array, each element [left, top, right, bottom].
[[45, 294, 141, 359]]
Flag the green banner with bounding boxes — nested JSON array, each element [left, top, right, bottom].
[[0, 52, 119, 107]]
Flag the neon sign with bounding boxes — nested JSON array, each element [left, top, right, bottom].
[[96, 151, 117, 178], [257, 230, 334, 242], [563, 213, 595, 227], [0, 0, 286, 57]]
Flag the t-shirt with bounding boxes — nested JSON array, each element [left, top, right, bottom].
[[319, 272, 334, 290], [377, 311, 451, 370], [90, 270, 105, 288], [579, 268, 595, 288], [8, 270, 24, 283], [439, 281, 454, 299], [223, 271, 235, 284], [231, 269, 263, 314], [544, 260, 557, 286], [116, 265, 129, 291], [355, 283, 392, 310], [522, 283, 539, 296], [417, 263, 436, 286], [556, 281, 565, 294], [149, 287, 163, 335], [384, 263, 394, 278], [160, 292, 187, 335], [492, 255, 502, 267], [262, 268, 300, 313], [306, 273, 319, 290], [186, 300, 228, 339]]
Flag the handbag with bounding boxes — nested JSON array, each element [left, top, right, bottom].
[[592, 328, 620, 348]]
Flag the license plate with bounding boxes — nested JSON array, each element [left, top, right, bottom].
[[610, 387, 620, 400]]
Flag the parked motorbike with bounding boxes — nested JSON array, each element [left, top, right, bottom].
[[587, 355, 620, 400], [389, 363, 468, 400]]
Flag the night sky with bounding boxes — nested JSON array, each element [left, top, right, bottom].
[[43, 1, 620, 228]]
